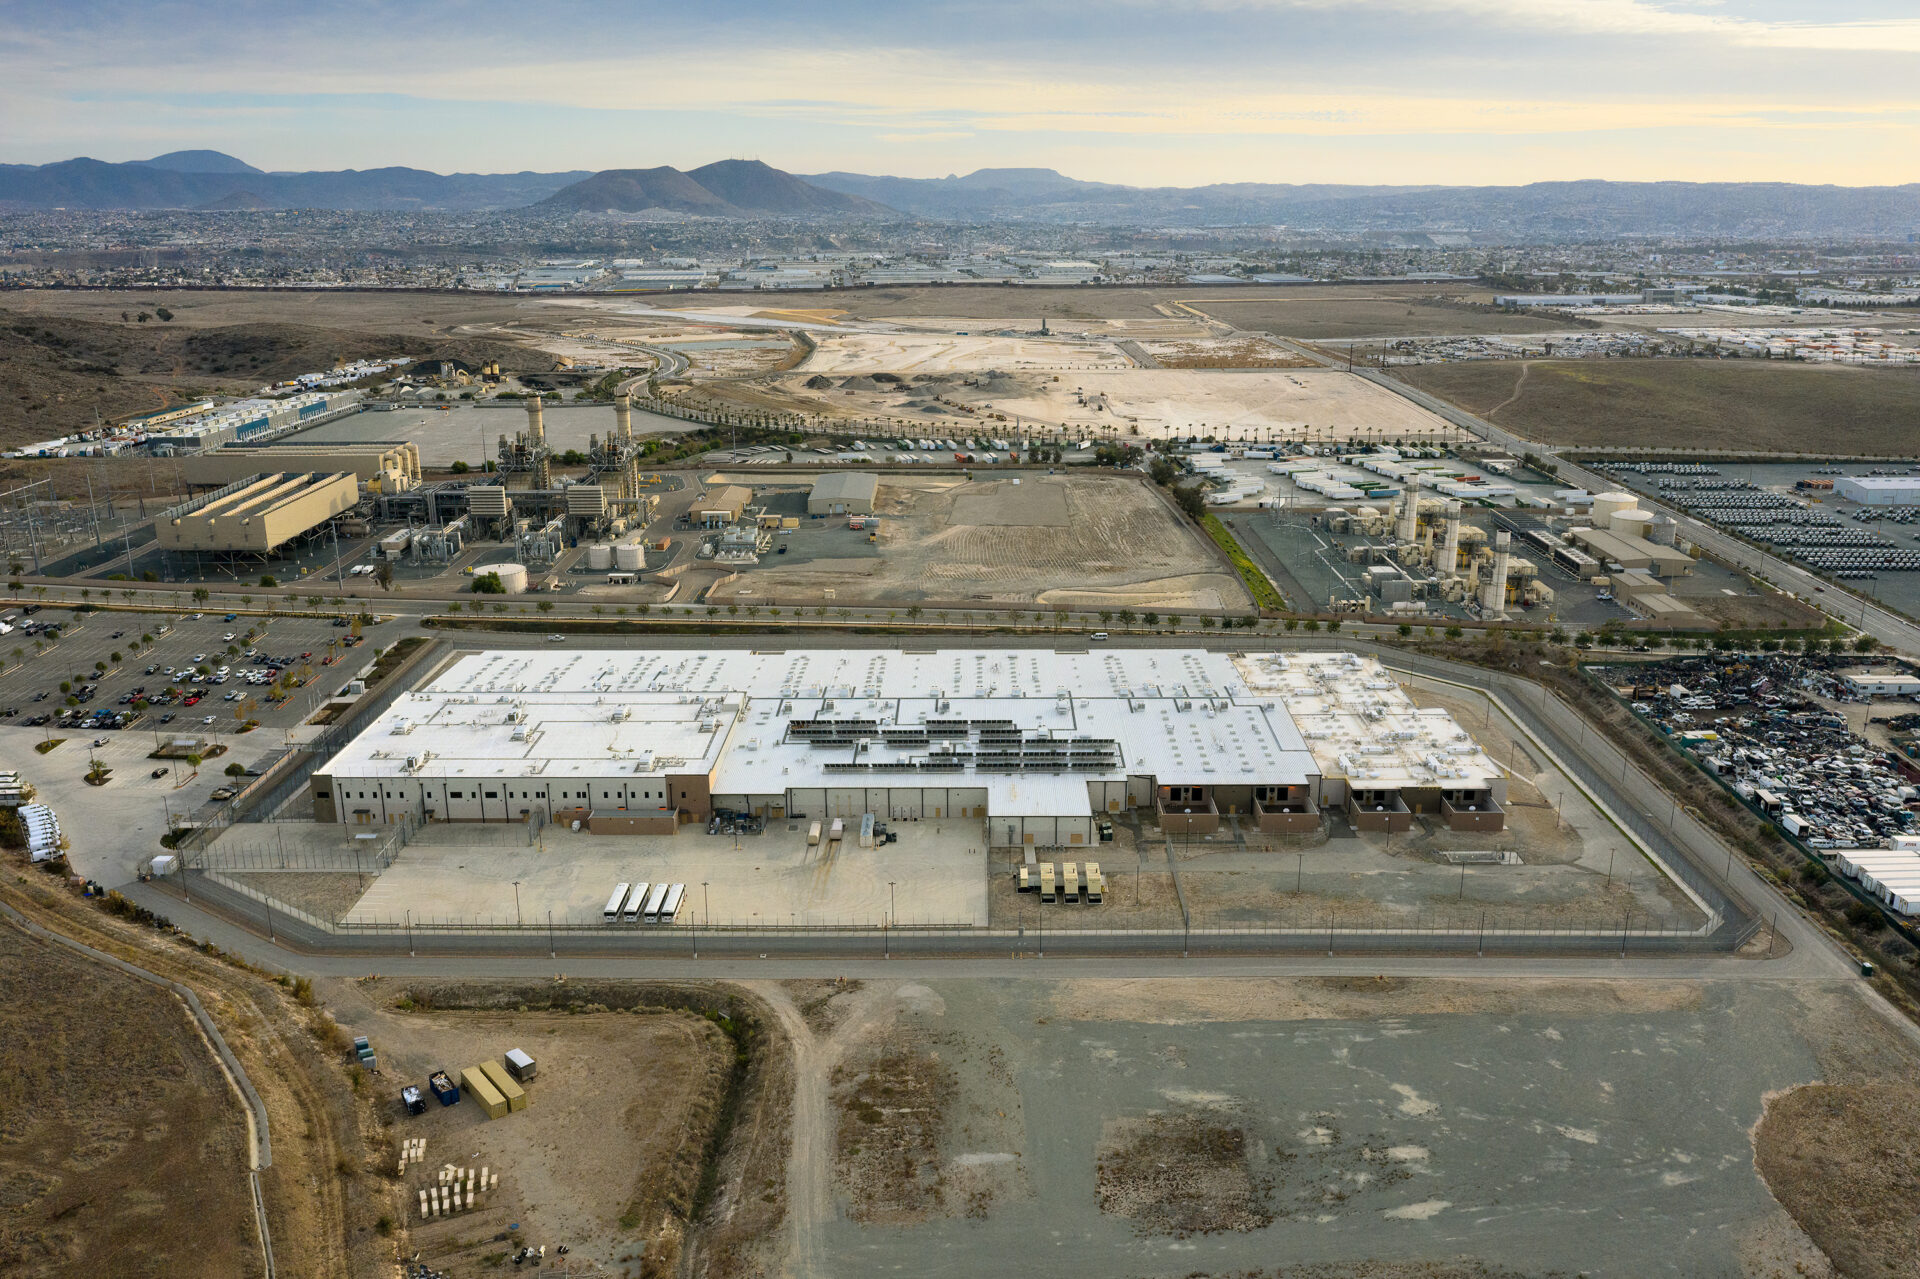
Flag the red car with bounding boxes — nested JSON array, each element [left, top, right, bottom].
[[184, 694, 202, 706]]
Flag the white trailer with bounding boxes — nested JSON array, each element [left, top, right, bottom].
[[623, 882, 651, 921], [603, 882, 631, 922]]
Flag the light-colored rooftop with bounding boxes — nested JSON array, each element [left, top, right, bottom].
[[1231, 652, 1502, 790], [323, 649, 1503, 811]]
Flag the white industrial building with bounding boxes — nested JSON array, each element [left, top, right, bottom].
[[1836, 476, 1920, 507], [312, 649, 1507, 842]]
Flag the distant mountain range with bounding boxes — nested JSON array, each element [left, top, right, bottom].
[[4, 151, 1920, 237], [799, 170, 1920, 237], [537, 160, 890, 217], [0, 153, 592, 212]]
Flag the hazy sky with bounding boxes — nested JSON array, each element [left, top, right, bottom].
[[6, 0, 1920, 185]]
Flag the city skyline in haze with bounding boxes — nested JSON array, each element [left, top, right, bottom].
[[5, 0, 1920, 188]]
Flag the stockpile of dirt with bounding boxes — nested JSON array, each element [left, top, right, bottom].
[[831, 1043, 957, 1223], [1096, 1111, 1273, 1235], [1754, 1081, 1920, 1279]]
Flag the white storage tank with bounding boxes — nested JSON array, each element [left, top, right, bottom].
[[1609, 508, 1654, 539], [587, 543, 613, 570], [1591, 491, 1639, 524], [614, 542, 645, 571], [491, 562, 529, 594]]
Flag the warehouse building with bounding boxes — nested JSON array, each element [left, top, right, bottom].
[[184, 441, 420, 490], [156, 472, 358, 555], [312, 648, 1505, 841], [1568, 526, 1695, 577], [1836, 476, 1920, 507], [807, 472, 879, 516]]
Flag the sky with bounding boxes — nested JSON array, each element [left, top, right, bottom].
[[4, 0, 1920, 186]]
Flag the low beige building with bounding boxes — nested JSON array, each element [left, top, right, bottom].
[[695, 484, 750, 526], [157, 472, 358, 554], [183, 442, 419, 489]]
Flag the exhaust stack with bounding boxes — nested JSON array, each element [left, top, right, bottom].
[[1440, 500, 1462, 573], [1481, 530, 1511, 615]]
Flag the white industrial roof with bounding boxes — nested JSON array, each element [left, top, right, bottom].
[[324, 648, 1501, 813], [1231, 652, 1502, 790]]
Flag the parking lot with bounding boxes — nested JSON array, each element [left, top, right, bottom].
[[0, 603, 390, 751]]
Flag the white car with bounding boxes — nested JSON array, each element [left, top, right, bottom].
[[222, 632, 235, 641], [202, 715, 216, 725]]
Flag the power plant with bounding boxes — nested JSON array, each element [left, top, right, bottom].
[[1320, 497, 1553, 618]]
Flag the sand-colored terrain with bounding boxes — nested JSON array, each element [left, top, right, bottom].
[[706, 473, 1246, 611], [800, 331, 1132, 374]]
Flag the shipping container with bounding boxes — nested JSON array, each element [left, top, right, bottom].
[[808, 821, 822, 846], [504, 1048, 537, 1082], [460, 1066, 510, 1119]]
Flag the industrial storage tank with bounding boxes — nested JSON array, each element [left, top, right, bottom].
[[1591, 491, 1639, 524], [490, 562, 529, 594], [587, 543, 613, 570], [614, 543, 645, 571]]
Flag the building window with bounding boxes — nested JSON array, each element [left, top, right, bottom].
[[485, 790, 498, 799]]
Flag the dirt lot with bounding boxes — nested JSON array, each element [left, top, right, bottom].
[[225, 872, 367, 922], [329, 979, 735, 1275], [1145, 337, 1316, 368], [1751, 982, 1920, 1279], [0, 869, 390, 1279], [354, 977, 793, 1279], [1398, 358, 1920, 454], [0, 918, 258, 1278], [831, 1042, 957, 1224], [798, 331, 1131, 374], [1097, 1111, 1272, 1235], [1185, 296, 1562, 340], [817, 283, 1495, 322], [1754, 1082, 1920, 1279], [706, 473, 1247, 612], [750, 364, 1460, 444], [1682, 587, 1830, 632]]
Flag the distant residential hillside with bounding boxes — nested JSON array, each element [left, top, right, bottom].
[[538, 160, 894, 218], [800, 169, 1920, 237]]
